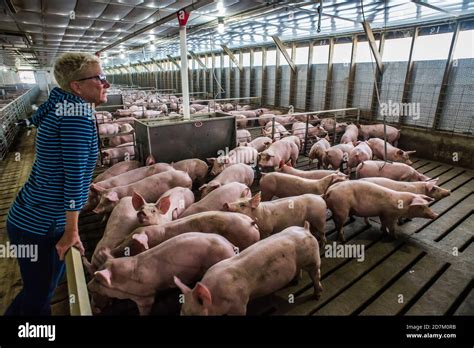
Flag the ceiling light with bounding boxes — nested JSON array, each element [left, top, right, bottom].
[[217, 17, 225, 34], [120, 51, 125, 59], [150, 43, 156, 51]]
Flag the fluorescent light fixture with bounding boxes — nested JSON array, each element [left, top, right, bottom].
[[217, 17, 225, 34], [150, 43, 156, 51], [120, 51, 125, 59]]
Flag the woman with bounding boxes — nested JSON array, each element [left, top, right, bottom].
[[5, 52, 110, 315]]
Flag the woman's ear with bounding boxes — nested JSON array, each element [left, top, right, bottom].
[[69, 80, 81, 95]]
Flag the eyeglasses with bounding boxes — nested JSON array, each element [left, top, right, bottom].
[[76, 74, 108, 84]]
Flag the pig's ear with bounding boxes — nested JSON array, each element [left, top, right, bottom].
[[94, 269, 112, 287], [206, 158, 216, 165], [198, 184, 207, 191], [420, 194, 435, 202], [193, 282, 213, 307], [406, 150, 416, 155], [251, 192, 261, 208], [397, 149, 404, 155], [410, 196, 430, 206], [223, 202, 230, 211], [157, 195, 171, 214], [223, 157, 230, 164], [90, 184, 105, 193], [173, 276, 191, 294], [106, 191, 119, 202], [241, 187, 251, 198], [304, 221, 310, 231], [425, 180, 436, 192], [132, 191, 146, 210], [145, 154, 156, 166]]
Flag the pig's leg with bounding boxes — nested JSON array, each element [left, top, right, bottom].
[[379, 216, 389, 234], [290, 152, 298, 167], [332, 211, 348, 242], [385, 218, 398, 238], [304, 262, 323, 300], [290, 269, 303, 285], [309, 221, 327, 248]]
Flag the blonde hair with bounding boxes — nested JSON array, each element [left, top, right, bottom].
[[54, 52, 101, 92]]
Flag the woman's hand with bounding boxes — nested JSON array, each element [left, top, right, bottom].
[[56, 227, 85, 261]]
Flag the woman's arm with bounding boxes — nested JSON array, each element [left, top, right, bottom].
[[56, 113, 94, 260], [56, 211, 85, 261]]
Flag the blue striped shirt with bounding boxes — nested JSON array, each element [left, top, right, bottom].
[[7, 87, 98, 235]]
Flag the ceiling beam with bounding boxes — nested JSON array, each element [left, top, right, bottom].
[[166, 55, 181, 69], [220, 45, 243, 72], [271, 35, 296, 73], [362, 21, 383, 74]]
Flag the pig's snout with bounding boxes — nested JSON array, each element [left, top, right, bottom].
[[137, 211, 147, 224], [428, 211, 439, 219]]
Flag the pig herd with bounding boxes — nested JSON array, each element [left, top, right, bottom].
[[84, 105, 451, 316]]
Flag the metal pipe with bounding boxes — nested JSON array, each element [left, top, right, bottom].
[[179, 25, 191, 120]]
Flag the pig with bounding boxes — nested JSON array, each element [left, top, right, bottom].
[[258, 113, 275, 127], [207, 146, 258, 176], [357, 124, 401, 146], [260, 172, 347, 201], [230, 110, 258, 118], [356, 160, 431, 182], [115, 109, 133, 117], [180, 183, 251, 217], [113, 211, 260, 257], [274, 115, 296, 126], [109, 134, 134, 147], [276, 163, 340, 180], [144, 110, 162, 118], [98, 123, 121, 136], [132, 187, 195, 226], [308, 138, 331, 169], [235, 114, 248, 129], [92, 170, 192, 214], [359, 177, 450, 201], [88, 233, 236, 315], [101, 143, 135, 165], [112, 117, 137, 125], [171, 158, 209, 186], [262, 121, 290, 139], [86, 163, 174, 212], [224, 192, 327, 244], [86, 196, 140, 274], [93, 160, 141, 183], [258, 140, 299, 171], [294, 114, 319, 123], [347, 141, 373, 171], [174, 222, 322, 315], [324, 143, 354, 170], [119, 123, 134, 133], [237, 129, 252, 144], [367, 138, 416, 165], [245, 136, 272, 152], [292, 122, 327, 147], [94, 111, 112, 123], [324, 180, 438, 241], [199, 163, 254, 198], [340, 124, 359, 144], [279, 135, 302, 151]]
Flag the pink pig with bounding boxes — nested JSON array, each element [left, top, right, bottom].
[[92, 170, 192, 214], [260, 172, 347, 201], [132, 187, 195, 226], [113, 211, 260, 257], [324, 180, 438, 241], [347, 141, 373, 171], [199, 163, 254, 198], [357, 124, 401, 146], [356, 160, 431, 182], [367, 138, 416, 165], [276, 162, 339, 180], [180, 182, 252, 217], [360, 177, 450, 200], [258, 140, 299, 171], [171, 158, 209, 186], [88, 233, 236, 315], [174, 223, 323, 315]]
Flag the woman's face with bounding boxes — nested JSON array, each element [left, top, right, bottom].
[[73, 63, 110, 106]]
